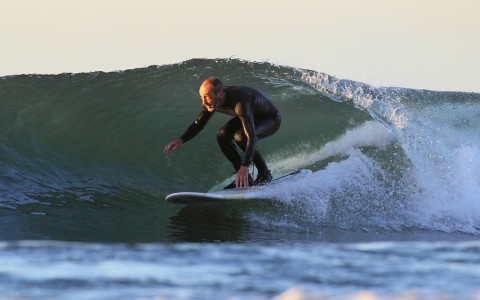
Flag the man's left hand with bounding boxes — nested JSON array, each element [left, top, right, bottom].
[[235, 166, 249, 188]]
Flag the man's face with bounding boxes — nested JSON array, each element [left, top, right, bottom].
[[201, 87, 219, 112]]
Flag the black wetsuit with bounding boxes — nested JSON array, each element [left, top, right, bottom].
[[180, 86, 281, 174]]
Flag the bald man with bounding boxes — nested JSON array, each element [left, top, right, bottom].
[[164, 77, 281, 189]]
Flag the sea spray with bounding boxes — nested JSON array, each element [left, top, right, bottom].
[[300, 67, 480, 233], [269, 120, 394, 172]]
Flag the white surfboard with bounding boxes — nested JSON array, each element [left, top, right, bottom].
[[165, 169, 312, 204]]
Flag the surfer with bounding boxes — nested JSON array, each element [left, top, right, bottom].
[[164, 77, 281, 189]]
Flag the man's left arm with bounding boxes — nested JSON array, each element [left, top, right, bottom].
[[233, 99, 257, 187], [239, 114, 257, 167]]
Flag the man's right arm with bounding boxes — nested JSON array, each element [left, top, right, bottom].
[[164, 109, 213, 155], [179, 108, 213, 143]]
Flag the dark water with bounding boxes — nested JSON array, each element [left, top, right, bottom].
[[1, 59, 480, 299]]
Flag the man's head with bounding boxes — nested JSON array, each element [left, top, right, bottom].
[[199, 77, 224, 112]]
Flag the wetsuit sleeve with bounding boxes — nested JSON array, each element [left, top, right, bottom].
[[236, 103, 257, 167], [179, 108, 213, 143]]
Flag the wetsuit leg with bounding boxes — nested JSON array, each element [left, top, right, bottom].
[[217, 117, 243, 171], [234, 114, 281, 173]]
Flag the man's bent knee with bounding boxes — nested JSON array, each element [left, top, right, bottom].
[[216, 127, 227, 140], [233, 131, 245, 144]]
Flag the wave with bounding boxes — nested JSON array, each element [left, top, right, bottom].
[[1, 58, 480, 239]]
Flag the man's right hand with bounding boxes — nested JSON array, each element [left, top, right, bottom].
[[164, 139, 183, 155]]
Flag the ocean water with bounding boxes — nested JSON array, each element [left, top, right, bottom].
[[1, 58, 480, 299]]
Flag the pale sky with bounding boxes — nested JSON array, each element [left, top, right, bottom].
[[1, 0, 479, 92]]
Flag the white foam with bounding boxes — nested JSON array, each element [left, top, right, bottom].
[[302, 71, 480, 233], [410, 144, 480, 233], [251, 147, 408, 231], [270, 120, 393, 172]]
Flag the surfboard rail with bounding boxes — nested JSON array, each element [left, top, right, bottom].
[[165, 169, 312, 204]]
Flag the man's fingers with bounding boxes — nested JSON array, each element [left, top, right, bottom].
[[235, 176, 249, 188], [164, 141, 181, 155]]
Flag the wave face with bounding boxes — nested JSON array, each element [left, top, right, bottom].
[[1, 58, 480, 241]]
